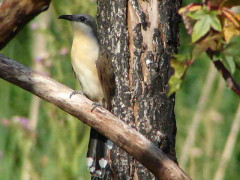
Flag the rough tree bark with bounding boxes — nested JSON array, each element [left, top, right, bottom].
[[97, 0, 181, 179]]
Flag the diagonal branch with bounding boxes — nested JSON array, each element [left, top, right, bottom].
[[212, 60, 240, 96], [0, 0, 51, 50], [0, 54, 190, 180]]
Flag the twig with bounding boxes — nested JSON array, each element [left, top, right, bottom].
[[212, 60, 240, 96], [0, 54, 190, 180]]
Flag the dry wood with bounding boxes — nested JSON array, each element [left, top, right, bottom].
[[0, 0, 51, 49], [0, 54, 190, 180]]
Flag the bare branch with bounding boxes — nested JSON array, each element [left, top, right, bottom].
[[0, 54, 190, 180], [0, 0, 51, 50], [212, 60, 240, 96]]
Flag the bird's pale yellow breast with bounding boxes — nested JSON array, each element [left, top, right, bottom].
[[71, 27, 104, 102]]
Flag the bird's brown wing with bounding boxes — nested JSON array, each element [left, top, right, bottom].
[[96, 46, 115, 110], [87, 46, 114, 178]]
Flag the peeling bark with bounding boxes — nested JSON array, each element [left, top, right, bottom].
[[97, 0, 181, 179]]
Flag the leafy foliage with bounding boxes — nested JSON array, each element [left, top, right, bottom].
[[168, 54, 192, 96], [169, 0, 240, 96], [188, 8, 222, 42]]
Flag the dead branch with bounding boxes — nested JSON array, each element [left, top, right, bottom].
[[0, 0, 51, 50], [212, 60, 240, 96], [0, 54, 190, 180]]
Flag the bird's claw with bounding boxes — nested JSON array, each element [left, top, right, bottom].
[[69, 90, 84, 98], [91, 102, 102, 112]]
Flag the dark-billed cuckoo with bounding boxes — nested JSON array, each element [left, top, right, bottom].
[[59, 14, 115, 178]]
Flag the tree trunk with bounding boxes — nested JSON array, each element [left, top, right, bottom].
[[97, 0, 181, 179]]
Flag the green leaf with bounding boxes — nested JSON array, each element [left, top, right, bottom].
[[187, 9, 206, 20], [192, 44, 208, 59], [192, 18, 211, 42], [168, 75, 183, 96], [168, 57, 191, 96], [225, 55, 236, 73], [220, 54, 236, 74], [190, 8, 222, 42], [234, 56, 240, 69], [173, 53, 191, 62], [224, 36, 240, 57], [223, 36, 240, 69], [209, 12, 222, 31]]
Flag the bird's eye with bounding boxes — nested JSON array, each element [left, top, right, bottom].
[[79, 17, 86, 22]]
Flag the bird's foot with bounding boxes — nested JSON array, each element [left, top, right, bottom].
[[91, 102, 102, 112], [69, 90, 84, 98]]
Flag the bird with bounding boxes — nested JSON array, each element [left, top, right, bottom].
[[58, 14, 115, 178]]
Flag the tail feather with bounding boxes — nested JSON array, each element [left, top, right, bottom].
[[87, 128, 108, 178], [97, 138, 108, 169], [86, 129, 98, 168]]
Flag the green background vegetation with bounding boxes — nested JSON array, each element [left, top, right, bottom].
[[0, 0, 239, 180]]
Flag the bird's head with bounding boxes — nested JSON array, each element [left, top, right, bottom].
[[58, 14, 97, 37]]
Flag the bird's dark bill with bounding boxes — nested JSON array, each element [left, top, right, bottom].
[[58, 15, 75, 21]]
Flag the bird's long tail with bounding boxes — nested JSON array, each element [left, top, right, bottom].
[[86, 128, 109, 178]]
